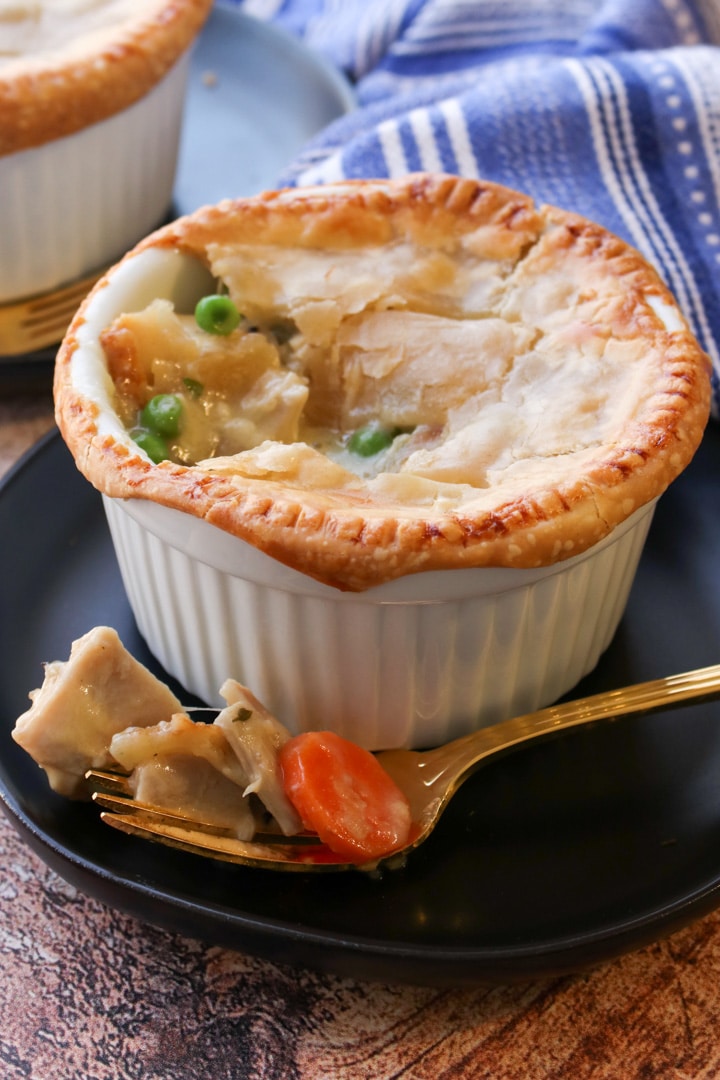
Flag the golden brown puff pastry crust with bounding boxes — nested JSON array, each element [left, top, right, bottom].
[[54, 174, 712, 591], [0, 0, 213, 155]]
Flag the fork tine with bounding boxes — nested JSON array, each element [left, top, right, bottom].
[[99, 811, 353, 871], [86, 768, 131, 795], [0, 269, 103, 354], [84, 767, 351, 870], [91, 788, 244, 838], [22, 310, 78, 335], [25, 277, 97, 314], [90, 787, 321, 845], [87, 773, 324, 845]]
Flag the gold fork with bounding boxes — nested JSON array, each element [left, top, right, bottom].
[[86, 662, 720, 873], [0, 269, 103, 355]]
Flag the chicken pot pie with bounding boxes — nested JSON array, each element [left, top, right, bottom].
[[0, 0, 212, 306], [55, 173, 711, 592], [0, 0, 213, 156]]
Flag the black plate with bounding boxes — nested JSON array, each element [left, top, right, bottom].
[[1, 428, 720, 987]]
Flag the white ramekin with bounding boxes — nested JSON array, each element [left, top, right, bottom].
[[103, 492, 654, 750], [69, 246, 659, 750], [0, 54, 189, 305]]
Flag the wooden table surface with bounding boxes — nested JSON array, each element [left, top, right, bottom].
[[3, 388, 720, 1080]]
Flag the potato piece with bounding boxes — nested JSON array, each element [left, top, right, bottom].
[[12, 627, 182, 797]]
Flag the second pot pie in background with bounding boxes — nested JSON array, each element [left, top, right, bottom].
[[0, 0, 213, 305]]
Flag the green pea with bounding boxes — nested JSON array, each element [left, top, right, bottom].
[[195, 294, 242, 335], [183, 377, 204, 398], [141, 394, 183, 438], [131, 429, 169, 464], [348, 425, 399, 457]]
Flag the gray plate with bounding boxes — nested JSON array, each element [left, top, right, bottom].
[[174, 3, 355, 211]]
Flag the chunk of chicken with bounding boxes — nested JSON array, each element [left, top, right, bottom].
[[12, 627, 182, 797], [131, 755, 257, 840], [215, 679, 302, 836], [13, 628, 303, 840], [109, 713, 258, 839]]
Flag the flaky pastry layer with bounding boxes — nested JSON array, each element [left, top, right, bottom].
[[0, 0, 213, 155], [54, 174, 712, 591]]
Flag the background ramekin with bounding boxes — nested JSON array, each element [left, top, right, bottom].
[[103, 492, 655, 750], [0, 55, 190, 305], [68, 246, 658, 750]]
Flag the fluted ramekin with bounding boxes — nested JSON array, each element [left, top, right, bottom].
[[103, 490, 654, 748], [0, 59, 190, 304]]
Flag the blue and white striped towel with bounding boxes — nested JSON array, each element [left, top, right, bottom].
[[233, 0, 720, 418]]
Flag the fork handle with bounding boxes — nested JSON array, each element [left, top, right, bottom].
[[386, 663, 720, 809], [477, 661, 720, 753]]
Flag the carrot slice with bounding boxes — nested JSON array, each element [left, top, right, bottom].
[[278, 731, 412, 863]]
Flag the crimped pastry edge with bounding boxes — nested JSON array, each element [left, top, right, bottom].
[[0, 0, 213, 155], [54, 174, 712, 592]]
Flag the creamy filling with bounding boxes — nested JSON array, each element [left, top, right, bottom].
[[99, 233, 679, 503], [0, 0, 146, 59]]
